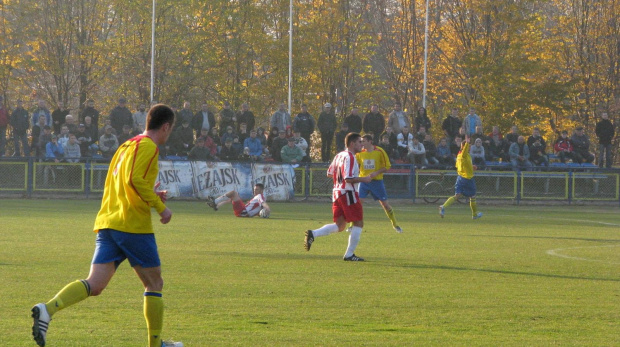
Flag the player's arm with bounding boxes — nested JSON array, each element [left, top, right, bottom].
[[261, 202, 271, 213], [129, 144, 167, 214], [346, 176, 372, 184]]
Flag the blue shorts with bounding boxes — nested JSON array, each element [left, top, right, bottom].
[[455, 176, 476, 198], [92, 229, 161, 268], [358, 180, 388, 201]]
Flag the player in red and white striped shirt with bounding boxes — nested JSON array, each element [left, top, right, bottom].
[[304, 132, 372, 261], [207, 183, 270, 218]]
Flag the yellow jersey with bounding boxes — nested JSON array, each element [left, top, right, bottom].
[[94, 135, 166, 234], [356, 146, 391, 180], [456, 142, 474, 179]]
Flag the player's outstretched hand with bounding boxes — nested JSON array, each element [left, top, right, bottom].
[[159, 207, 172, 224]]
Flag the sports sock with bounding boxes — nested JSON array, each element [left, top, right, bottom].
[[144, 291, 164, 347], [385, 208, 397, 227], [344, 226, 362, 258], [470, 197, 478, 216], [214, 196, 229, 205], [312, 223, 339, 237], [442, 196, 457, 208], [45, 279, 90, 316]]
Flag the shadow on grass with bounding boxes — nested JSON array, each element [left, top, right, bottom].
[[467, 234, 620, 243]]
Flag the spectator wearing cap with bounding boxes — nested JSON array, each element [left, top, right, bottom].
[[270, 129, 288, 162], [243, 129, 263, 161], [335, 122, 349, 153], [219, 101, 236, 136], [270, 103, 291, 134], [46, 134, 64, 162], [281, 137, 305, 164], [553, 130, 575, 164], [595, 112, 615, 168], [109, 97, 133, 135], [192, 102, 216, 139], [219, 137, 238, 161], [344, 107, 363, 134], [571, 126, 594, 164], [99, 125, 119, 159], [236, 103, 255, 133], [317, 102, 337, 162], [387, 102, 411, 135], [293, 104, 316, 155], [363, 104, 385, 145]]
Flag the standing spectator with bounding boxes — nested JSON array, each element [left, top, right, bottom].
[[270, 129, 288, 162], [63, 134, 81, 163], [177, 101, 194, 129], [396, 126, 414, 160], [31, 115, 48, 157], [45, 134, 64, 162], [571, 126, 594, 164], [363, 104, 385, 144], [554, 130, 575, 163], [470, 138, 486, 169], [436, 138, 455, 167], [117, 124, 134, 145], [62, 114, 78, 134], [31, 99, 51, 127], [99, 126, 119, 158], [243, 129, 263, 161], [109, 97, 133, 135], [75, 124, 93, 157], [317, 102, 337, 162], [415, 106, 432, 132], [281, 137, 305, 164], [51, 101, 70, 134], [0, 96, 7, 157], [219, 101, 236, 136], [80, 99, 99, 138], [441, 107, 462, 145], [488, 125, 506, 161], [293, 104, 316, 155], [595, 112, 615, 168], [387, 102, 411, 135], [219, 137, 238, 161], [407, 136, 427, 167], [423, 134, 439, 166], [335, 122, 349, 153], [236, 103, 255, 133], [10, 99, 30, 157], [344, 107, 363, 134], [509, 136, 532, 170], [270, 103, 291, 133], [462, 107, 482, 136], [192, 102, 216, 139], [133, 103, 147, 133]]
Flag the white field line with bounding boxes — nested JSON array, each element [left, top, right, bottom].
[[546, 244, 620, 265]]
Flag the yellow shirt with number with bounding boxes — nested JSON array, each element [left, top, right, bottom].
[[356, 146, 391, 181], [456, 142, 474, 179], [93, 135, 166, 234]]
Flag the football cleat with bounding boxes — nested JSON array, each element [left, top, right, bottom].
[[473, 212, 483, 220], [439, 205, 445, 218], [304, 230, 314, 251], [343, 254, 365, 261], [31, 303, 51, 347], [394, 226, 403, 233], [206, 196, 218, 211]]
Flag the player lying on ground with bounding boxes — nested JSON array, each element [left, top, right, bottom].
[[206, 183, 270, 218], [439, 135, 483, 220]]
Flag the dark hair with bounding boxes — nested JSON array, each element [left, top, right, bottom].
[[345, 132, 361, 147], [254, 183, 264, 190], [362, 134, 373, 142], [146, 104, 175, 131]]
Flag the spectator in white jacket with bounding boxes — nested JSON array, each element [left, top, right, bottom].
[[407, 136, 427, 167]]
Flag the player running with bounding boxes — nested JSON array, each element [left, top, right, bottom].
[[31, 105, 183, 347], [304, 132, 372, 261], [206, 183, 270, 217], [439, 135, 483, 220], [356, 134, 403, 233]]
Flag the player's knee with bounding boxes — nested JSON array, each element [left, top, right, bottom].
[[88, 284, 106, 296]]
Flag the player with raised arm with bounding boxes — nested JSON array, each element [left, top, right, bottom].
[[31, 105, 183, 347], [303, 132, 372, 261], [356, 134, 403, 233], [206, 183, 270, 218], [439, 134, 483, 220]]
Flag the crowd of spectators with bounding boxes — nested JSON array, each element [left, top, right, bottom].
[[0, 97, 616, 170]]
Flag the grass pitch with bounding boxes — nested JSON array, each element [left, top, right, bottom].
[[1, 199, 619, 346]]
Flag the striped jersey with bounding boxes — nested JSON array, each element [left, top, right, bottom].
[[93, 135, 166, 234], [327, 150, 359, 202], [243, 193, 265, 217]]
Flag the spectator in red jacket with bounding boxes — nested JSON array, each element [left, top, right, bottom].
[[554, 130, 575, 164]]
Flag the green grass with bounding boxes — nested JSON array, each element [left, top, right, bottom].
[[1, 199, 619, 346]]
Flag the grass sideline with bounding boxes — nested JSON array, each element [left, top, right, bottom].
[[1, 199, 619, 346]]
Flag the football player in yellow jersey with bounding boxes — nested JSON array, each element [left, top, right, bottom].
[[31, 105, 183, 347], [439, 135, 483, 220], [356, 134, 403, 233]]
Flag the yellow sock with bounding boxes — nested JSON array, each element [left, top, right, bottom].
[[144, 292, 164, 347], [442, 196, 457, 208], [470, 198, 478, 216], [385, 208, 397, 227], [45, 280, 90, 316]]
